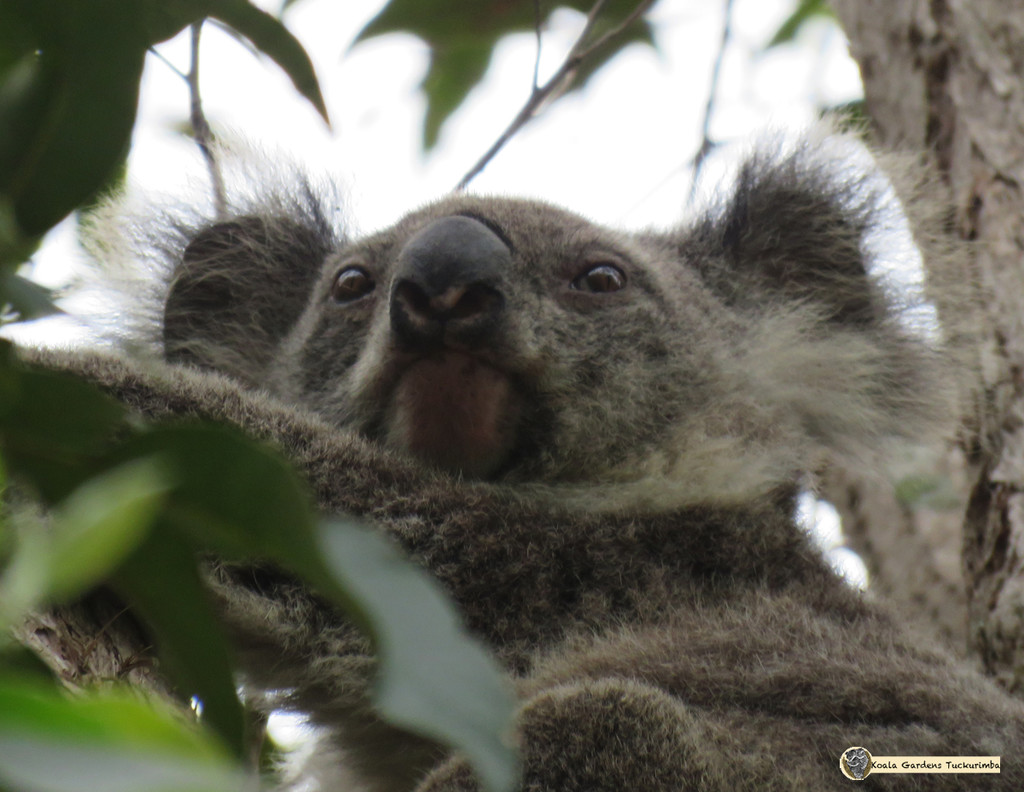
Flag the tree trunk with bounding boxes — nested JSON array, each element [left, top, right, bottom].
[[833, 0, 1024, 690]]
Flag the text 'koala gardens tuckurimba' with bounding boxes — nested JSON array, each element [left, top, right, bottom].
[[20, 133, 1024, 791]]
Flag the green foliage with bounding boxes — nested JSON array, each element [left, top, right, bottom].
[[0, 677, 246, 792], [200, 0, 328, 124], [0, 3, 531, 772], [320, 520, 518, 792], [355, 0, 656, 150], [0, 271, 59, 324], [0, 0, 325, 248], [0, 458, 169, 623], [767, 0, 835, 48], [894, 473, 963, 511], [0, 1, 148, 239]]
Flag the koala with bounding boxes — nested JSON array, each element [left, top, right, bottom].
[[29, 135, 1024, 791]]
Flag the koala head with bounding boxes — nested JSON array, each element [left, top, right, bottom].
[[161, 140, 947, 505]]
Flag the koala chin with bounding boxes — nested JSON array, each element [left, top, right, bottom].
[[349, 213, 522, 478], [26, 133, 1024, 792]]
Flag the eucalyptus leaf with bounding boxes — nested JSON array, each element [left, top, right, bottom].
[[766, 0, 834, 48], [0, 744, 245, 792], [0, 367, 125, 503], [0, 458, 169, 627], [0, 271, 59, 323], [0, 675, 231, 756], [0, 0, 325, 238], [121, 423, 321, 569], [318, 518, 519, 792], [204, 0, 329, 124], [355, 0, 656, 150], [112, 524, 247, 759], [0, 675, 244, 792], [0, 2, 148, 236], [42, 457, 170, 602]]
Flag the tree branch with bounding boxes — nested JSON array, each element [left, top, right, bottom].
[[455, 0, 656, 191], [688, 0, 735, 202], [532, 0, 543, 91], [187, 22, 227, 219]]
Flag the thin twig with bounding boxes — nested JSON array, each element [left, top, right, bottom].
[[532, 0, 543, 91], [188, 22, 227, 219], [688, 0, 735, 203], [454, 0, 655, 191], [574, 0, 652, 60], [147, 47, 187, 81]]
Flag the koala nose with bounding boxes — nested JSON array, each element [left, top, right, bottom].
[[390, 215, 510, 350]]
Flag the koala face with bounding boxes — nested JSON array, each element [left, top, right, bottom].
[[270, 196, 726, 483], [163, 146, 943, 498]]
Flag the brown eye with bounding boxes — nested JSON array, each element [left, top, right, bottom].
[[571, 264, 626, 293], [331, 266, 375, 302]]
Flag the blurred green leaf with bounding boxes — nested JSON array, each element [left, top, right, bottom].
[[421, 41, 493, 151], [112, 524, 247, 760], [0, 458, 169, 626], [318, 519, 519, 792], [0, 645, 55, 681], [103, 424, 326, 759], [47, 460, 169, 598], [356, 0, 656, 149], [108, 423, 320, 759], [0, 367, 125, 503], [0, 675, 245, 792], [122, 424, 321, 568], [205, 0, 329, 124], [0, 2, 148, 236], [121, 424, 517, 789], [0, 0, 325, 238], [0, 271, 59, 323], [766, 0, 834, 48]]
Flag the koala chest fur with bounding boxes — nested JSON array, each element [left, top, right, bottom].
[[42, 137, 1024, 791]]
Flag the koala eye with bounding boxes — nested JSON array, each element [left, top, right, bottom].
[[571, 263, 626, 293], [331, 265, 375, 303]]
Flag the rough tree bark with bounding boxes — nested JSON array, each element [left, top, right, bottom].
[[832, 0, 1024, 689]]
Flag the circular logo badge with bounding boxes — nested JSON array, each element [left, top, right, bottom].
[[840, 747, 873, 780]]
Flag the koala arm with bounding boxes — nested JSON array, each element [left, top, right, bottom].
[[18, 346, 839, 658], [20, 347, 1019, 792], [415, 679, 741, 792], [23, 346, 439, 502]]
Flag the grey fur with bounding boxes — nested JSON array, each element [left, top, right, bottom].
[[29, 133, 1024, 790]]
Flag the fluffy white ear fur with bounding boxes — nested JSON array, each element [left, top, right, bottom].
[[79, 143, 348, 371]]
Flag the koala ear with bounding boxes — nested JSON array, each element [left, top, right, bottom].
[[648, 142, 952, 480], [691, 146, 884, 325], [164, 214, 335, 385]]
